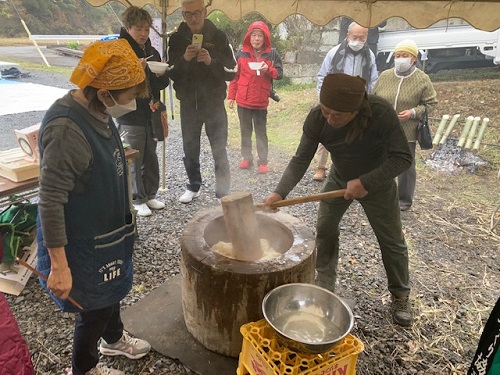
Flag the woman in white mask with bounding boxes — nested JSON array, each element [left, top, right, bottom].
[[37, 39, 152, 375], [118, 6, 170, 217], [373, 39, 437, 211]]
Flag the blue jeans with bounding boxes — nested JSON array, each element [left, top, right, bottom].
[[72, 302, 123, 374], [180, 101, 230, 198], [119, 123, 159, 205]]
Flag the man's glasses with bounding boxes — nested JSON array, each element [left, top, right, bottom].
[[182, 9, 204, 19]]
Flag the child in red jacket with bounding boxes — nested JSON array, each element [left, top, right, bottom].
[[228, 21, 283, 174]]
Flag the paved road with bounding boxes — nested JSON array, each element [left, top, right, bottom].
[[0, 46, 78, 151], [0, 45, 79, 68]]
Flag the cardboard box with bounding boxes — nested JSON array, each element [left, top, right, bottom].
[[0, 148, 39, 182], [14, 123, 40, 162], [0, 239, 37, 296]]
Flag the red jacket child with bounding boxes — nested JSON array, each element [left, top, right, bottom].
[[228, 21, 283, 173], [228, 21, 283, 109]]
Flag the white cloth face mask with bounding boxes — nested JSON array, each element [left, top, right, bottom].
[[394, 57, 413, 73], [105, 93, 137, 118], [348, 40, 365, 52]]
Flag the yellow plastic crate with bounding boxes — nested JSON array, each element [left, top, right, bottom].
[[237, 319, 363, 375]]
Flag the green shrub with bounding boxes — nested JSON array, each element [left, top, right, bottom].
[[67, 41, 79, 50]]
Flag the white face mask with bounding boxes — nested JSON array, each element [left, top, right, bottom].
[[348, 40, 365, 52], [394, 57, 413, 73], [105, 93, 137, 118]]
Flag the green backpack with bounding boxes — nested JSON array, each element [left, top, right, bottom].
[[0, 198, 38, 266]]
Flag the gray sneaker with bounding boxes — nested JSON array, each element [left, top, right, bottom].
[[391, 295, 413, 327], [99, 332, 151, 359]]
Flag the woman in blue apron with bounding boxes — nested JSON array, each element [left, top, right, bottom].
[[37, 39, 150, 375]]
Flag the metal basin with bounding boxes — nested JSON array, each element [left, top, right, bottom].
[[262, 283, 354, 354]]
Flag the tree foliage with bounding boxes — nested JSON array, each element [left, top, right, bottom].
[[0, 0, 127, 37]]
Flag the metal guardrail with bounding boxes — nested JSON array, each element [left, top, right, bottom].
[[50, 47, 83, 58], [30, 35, 118, 44]]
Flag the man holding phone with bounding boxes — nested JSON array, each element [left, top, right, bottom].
[[168, 0, 237, 203]]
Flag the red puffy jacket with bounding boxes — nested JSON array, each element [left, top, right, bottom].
[[228, 21, 283, 110], [0, 293, 34, 375]]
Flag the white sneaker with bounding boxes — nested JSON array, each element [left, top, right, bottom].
[[146, 198, 165, 210], [179, 189, 200, 203], [133, 203, 152, 217], [99, 331, 151, 359]]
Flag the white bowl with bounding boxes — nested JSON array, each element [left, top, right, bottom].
[[147, 61, 169, 74], [248, 62, 263, 70]]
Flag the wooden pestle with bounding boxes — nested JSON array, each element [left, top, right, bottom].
[[220, 191, 263, 261], [255, 189, 347, 211]]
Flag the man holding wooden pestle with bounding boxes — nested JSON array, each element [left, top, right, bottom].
[[264, 73, 414, 326]]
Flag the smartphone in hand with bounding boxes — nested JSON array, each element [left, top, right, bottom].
[[192, 34, 203, 49]]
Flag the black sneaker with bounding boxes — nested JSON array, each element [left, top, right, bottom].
[[391, 296, 413, 326]]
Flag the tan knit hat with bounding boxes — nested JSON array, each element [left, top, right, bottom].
[[394, 39, 418, 57]]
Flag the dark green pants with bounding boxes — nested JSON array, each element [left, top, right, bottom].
[[315, 169, 410, 298]]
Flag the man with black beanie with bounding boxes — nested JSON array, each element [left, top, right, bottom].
[[264, 73, 414, 326]]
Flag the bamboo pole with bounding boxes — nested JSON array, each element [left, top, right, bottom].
[[464, 116, 481, 149], [440, 114, 460, 144], [457, 116, 474, 148], [21, 20, 50, 67], [473, 118, 490, 151], [432, 114, 450, 146]]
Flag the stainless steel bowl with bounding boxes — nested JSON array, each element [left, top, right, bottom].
[[262, 283, 354, 354]]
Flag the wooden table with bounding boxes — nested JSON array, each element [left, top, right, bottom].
[[0, 148, 139, 205], [0, 176, 38, 200]]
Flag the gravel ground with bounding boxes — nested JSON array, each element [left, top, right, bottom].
[[1, 69, 322, 375], [2, 69, 499, 375]]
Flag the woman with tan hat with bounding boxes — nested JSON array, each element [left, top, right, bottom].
[[37, 39, 151, 375], [373, 39, 438, 211]]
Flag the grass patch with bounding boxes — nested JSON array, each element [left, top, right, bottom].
[[227, 84, 317, 155], [430, 66, 500, 82], [23, 64, 73, 75], [0, 37, 31, 46]]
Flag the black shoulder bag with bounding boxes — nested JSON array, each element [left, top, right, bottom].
[[269, 48, 280, 102], [416, 109, 433, 150]]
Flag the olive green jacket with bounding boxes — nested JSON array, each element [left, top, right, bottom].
[[373, 67, 437, 142]]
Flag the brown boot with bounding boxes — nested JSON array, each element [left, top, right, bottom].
[[391, 295, 413, 327], [313, 168, 326, 181]]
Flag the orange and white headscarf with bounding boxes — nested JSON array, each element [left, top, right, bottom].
[[70, 39, 145, 90]]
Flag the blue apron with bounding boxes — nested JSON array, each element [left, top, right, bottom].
[[37, 102, 134, 312]]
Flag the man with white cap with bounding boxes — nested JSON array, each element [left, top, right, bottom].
[[313, 22, 379, 181], [264, 73, 414, 326]]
